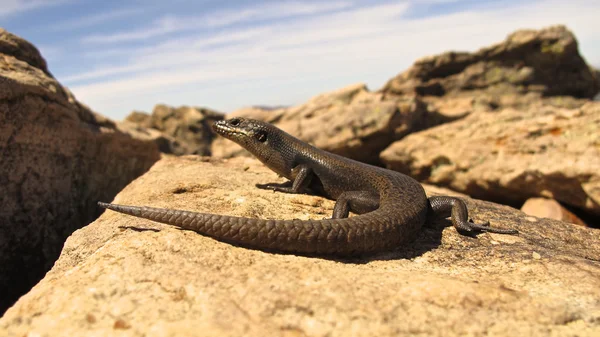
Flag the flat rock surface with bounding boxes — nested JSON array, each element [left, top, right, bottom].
[[380, 100, 600, 217], [212, 83, 428, 164], [1, 156, 599, 337]]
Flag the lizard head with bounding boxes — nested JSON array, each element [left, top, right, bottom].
[[212, 118, 296, 178]]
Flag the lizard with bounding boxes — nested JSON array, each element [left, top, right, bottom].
[[99, 117, 517, 256]]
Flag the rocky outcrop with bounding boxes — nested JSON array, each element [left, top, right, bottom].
[[377, 25, 600, 222], [212, 83, 429, 164], [381, 25, 599, 101], [1, 156, 598, 336], [0, 28, 50, 76], [380, 100, 600, 217], [117, 120, 180, 154], [0, 30, 160, 314], [380, 25, 599, 126], [123, 104, 225, 156]]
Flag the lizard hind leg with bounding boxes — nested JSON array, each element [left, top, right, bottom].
[[332, 191, 380, 219], [428, 196, 518, 235]]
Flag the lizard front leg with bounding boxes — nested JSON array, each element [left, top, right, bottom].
[[256, 164, 313, 194]]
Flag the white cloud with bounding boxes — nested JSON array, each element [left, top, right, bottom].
[[36, 44, 62, 63], [81, 1, 352, 44], [0, 0, 69, 17], [63, 0, 600, 119], [48, 7, 145, 31], [67, 4, 410, 83], [64, 28, 270, 82]]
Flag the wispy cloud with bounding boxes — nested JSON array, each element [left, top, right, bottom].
[[63, 28, 270, 82], [48, 7, 145, 31], [67, 3, 410, 83], [63, 0, 600, 118], [0, 0, 69, 17], [81, 1, 353, 44], [1, 0, 587, 118]]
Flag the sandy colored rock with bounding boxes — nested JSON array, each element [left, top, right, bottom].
[[381, 25, 599, 100], [0, 30, 160, 313], [380, 100, 600, 217], [1, 156, 599, 336], [117, 120, 183, 154], [124, 105, 225, 156], [226, 106, 288, 123], [0, 28, 50, 76], [124, 110, 152, 127], [212, 83, 428, 164], [379, 25, 599, 126], [521, 198, 587, 226], [378, 24, 599, 222]]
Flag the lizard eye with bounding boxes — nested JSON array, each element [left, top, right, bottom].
[[229, 118, 241, 126], [256, 131, 268, 142]]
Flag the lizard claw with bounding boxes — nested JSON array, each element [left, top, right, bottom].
[[467, 221, 518, 234]]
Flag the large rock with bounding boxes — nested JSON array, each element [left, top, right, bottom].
[[380, 26, 600, 125], [381, 25, 599, 100], [379, 25, 600, 223], [117, 120, 182, 155], [1, 156, 598, 336], [212, 83, 429, 164], [123, 104, 225, 156], [0, 30, 160, 314], [380, 100, 600, 217], [0, 28, 50, 76]]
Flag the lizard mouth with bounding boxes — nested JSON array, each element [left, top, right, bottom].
[[212, 120, 249, 139]]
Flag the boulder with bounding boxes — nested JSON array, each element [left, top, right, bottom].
[[124, 105, 225, 156], [381, 25, 599, 100], [0, 30, 160, 314], [124, 110, 152, 128], [0, 28, 50, 76], [380, 25, 600, 126], [117, 120, 182, 155], [380, 100, 600, 217], [212, 83, 429, 164], [1, 156, 598, 336]]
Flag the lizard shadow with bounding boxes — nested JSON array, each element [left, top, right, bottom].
[[118, 225, 161, 233], [326, 218, 465, 264]]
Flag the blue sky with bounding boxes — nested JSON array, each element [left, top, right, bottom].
[[2, 0, 599, 120]]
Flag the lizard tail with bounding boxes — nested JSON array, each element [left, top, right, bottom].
[[98, 201, 420, 256]]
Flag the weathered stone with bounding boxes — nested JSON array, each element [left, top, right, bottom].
[[0, 28, 50, 76], [380, 100, 600, 216], [420, 92, 589, 124], [1, 156, 598, 336], [124, 105, 225, 156], [124, 110, 152, 128], [0, 30, 160, 314], [381, 25, 599, 100], [521, 198, 587, 226], [117, 120, 182, 155], [212, 83, 428, 164]]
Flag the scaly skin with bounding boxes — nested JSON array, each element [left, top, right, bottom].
[[99, 118, 517, 256]]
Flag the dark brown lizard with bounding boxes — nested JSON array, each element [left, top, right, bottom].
[[99, 117, 517, 256]]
